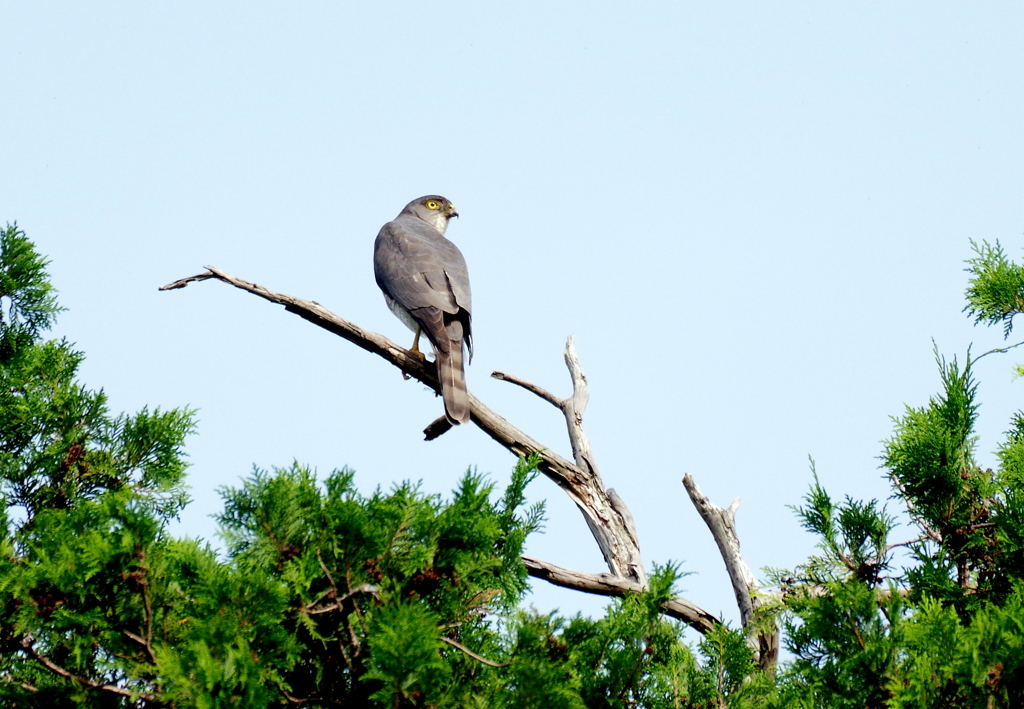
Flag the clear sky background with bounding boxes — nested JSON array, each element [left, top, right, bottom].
[[3, 4, 1023, 633]]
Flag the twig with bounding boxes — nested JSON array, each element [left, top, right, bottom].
[[20, 636, 156, 701], [846, 613, 867, 650], [884, 534, 933, 553], [439, 636, 511, 667], [306, 583, 380, 615], [889, 475, 942, 543], [159, 271, 216, 289], [317, 549, 338, 589], [280, 686, 345, 705], [972, 339, 1024, 363], [140, 559, 157, 664], [0, 674, 39, 693], [121, 630, 152, 656], [490, 371, 563, 408]]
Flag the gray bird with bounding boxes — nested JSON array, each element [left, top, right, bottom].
[[373, 195, 473, 424]]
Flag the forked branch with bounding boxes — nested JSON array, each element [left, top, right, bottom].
[[493, 335, 644, 586]]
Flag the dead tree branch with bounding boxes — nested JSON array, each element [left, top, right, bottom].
[[160, 267, 714, 632], [778, 584, 910, 602], [490, 371, 562, 408], [439, 636, 512, 668], [493, 335, 645, 586], [0, 674, 39, 693], [682, 473, 779, 671], [523, 555, 719, 633]]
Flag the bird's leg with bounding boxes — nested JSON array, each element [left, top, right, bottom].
[[402, 327, 426, 380], [409, 328, 426, 360]]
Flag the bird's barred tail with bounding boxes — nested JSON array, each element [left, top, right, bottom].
[[438, 342, 470, 425]]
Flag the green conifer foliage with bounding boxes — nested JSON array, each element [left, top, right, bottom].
[[1, 224, 197, 705], [769, 239, 1024, 708]]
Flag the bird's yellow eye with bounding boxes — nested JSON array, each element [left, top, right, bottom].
[[426, 200, 439, 210]]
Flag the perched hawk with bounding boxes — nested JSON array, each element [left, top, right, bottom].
[[373, 195, 473, 424]]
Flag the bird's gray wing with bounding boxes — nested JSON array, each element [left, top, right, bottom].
[[374, 217, 471, 316]]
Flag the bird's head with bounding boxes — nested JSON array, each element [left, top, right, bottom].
[[401, 195, 459, 234]]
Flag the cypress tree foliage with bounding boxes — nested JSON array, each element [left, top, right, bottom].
[[769, 239, 1024, 708], [211, 461, 550, 706], [963, 240, 1024, 338], [0, 223, 198, 705]]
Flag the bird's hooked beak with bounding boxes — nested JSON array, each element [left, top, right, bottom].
[[447, 206, 459, 219]]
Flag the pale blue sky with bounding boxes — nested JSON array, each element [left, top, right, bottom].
[[3, 3, 1023, 628]]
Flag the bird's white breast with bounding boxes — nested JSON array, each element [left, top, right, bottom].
[[384, 292, 421, 333]]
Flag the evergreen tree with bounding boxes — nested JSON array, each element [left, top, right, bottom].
[[770, 239, 1024, 708]]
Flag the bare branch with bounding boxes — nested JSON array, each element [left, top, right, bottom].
[[0, 674, 39, 693], [162, 266, 428, 375], [889, 474, 942, 543], [522, 555, 718, 634], [561, 336, 600, 481], [682, 474, 779, 670], [491, 371, 564, 408], [20, 636, 156, 701], [884, 534, 934, 553], [423, 415, 454, 440], [158, 270, 216, 290], [779, 584, 910, 602], [683, 475, 756, 626], [488, 334, 645, 585], [439, 636, 511, 667], [497, 337, 604, 482], [280, 686, 346, 705]]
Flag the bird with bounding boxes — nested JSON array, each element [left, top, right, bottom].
[[373, 195, 473, 425]]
